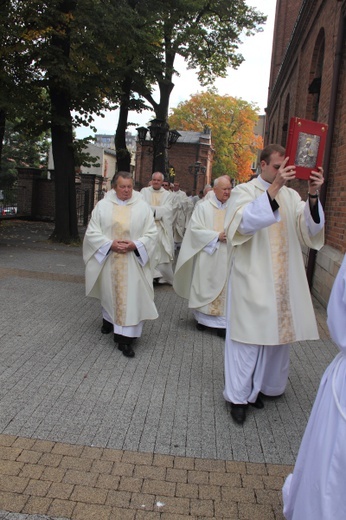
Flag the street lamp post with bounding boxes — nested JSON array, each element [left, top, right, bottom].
[[188, 161, 207, 192], [136, 120, 181, 175]]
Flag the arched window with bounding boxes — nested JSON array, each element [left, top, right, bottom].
[[271, 123, 276, 143], [281, 94, 290, 146], [307, 29, 325, 121]]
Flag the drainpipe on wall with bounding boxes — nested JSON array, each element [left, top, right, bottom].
[[306, 9, 345, 288]]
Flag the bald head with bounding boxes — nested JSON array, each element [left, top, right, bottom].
[[213, 175, 231, 204]]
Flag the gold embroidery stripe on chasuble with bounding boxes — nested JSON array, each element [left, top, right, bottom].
[[151, 191, 162, 207], [268, 199, 294, 344], [111, 205, 131, 326], [209, 207, 226, 316]]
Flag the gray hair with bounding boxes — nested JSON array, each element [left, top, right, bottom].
[[213, 175, 230, 187], [152, 172, 164, 181], [111, 171, 133, 187]]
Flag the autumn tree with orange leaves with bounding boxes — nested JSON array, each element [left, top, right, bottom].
[[168, 90, 263, 183]]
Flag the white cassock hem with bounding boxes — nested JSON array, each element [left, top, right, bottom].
[[224, 274, 290, 404], [102, 308, 144, 338], [192, 310, 226, 329]]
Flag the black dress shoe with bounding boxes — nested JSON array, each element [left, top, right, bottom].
[[217, 328, 226, 338], [196, 323, 207, 331], [230, 404, 248, 424], [118, 344, 135, 358], [249, 395, 264, 409], [101, 319, 113, 334]]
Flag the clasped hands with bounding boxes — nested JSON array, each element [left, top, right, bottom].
[[218, 231, 227, 243], [111, 240, 136, 254]]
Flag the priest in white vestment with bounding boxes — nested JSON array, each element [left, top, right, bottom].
[[282, 254, 346, 519], [173, 176, 232, 337], [140, 172, 174, 285], [171, 182, 194, 251], [83, 172, 158, 358], [223, 144, 325, 424]]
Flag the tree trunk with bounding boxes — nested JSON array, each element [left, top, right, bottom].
[[50, 89, 79, 243], [49, 0, 79, 243], [115, 76, 132, 172], [0, 109, 5, 171], [152, 80, 174, 175]]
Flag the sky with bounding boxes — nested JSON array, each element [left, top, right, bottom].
[[75, 0, 277, 139]]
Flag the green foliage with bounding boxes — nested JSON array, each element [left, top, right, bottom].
[[0, 120, 50, 188], [168, 90, 263, 181]]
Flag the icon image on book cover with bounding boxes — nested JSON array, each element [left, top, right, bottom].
[[295, 132, 321, 169]]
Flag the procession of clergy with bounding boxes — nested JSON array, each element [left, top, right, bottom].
[[83, 141, 325, 403], [83, 144, 346, 519]]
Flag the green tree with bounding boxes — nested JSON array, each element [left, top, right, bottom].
[[1, 0, 127, 242], [168, 90, 263, 182], [118, 0, 266, 174]]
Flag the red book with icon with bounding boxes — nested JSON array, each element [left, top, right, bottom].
[[285, 117, 328, 180]]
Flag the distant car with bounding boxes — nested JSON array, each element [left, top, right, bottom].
[[1, 206, 17, 215]]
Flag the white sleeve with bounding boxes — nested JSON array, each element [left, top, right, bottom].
[[134, 240, 148, 266], [239, 192, 280, 235], [304, 199, 325, 236], [94, 240, 112, 264], [203, 236, 219, 255]]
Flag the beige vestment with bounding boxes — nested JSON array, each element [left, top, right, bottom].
[[140, 186, 174, 283], [83, 190, 158, 329], [225, 177, 324, 345], [223, 176, 325, 404], [174, 194, 229, 322]]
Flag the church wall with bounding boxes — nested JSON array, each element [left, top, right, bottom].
[[266, 0, 346, 305]]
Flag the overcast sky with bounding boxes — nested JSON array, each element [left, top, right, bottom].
[[75, 0, 277, 139]]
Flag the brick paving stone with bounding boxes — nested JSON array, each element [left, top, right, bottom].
[[95, 474, 120, 491], [71, 502, 112, 520], [69, 485, 107, 505], [47, 498, 76, 517], [187, 470, 209, 485], [175, 482, 199, 499], [141, 479, 176, 497], [21, 496, 52, 515], [62, 469, 98, 487], [0, 222, 334, 520], [118, 476, 143, 494], [105, 489, 131, 508], [165, 468, 187, 484]]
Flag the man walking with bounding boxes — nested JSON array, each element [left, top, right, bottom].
[[83, 172, 158, 358], [174, 176, 232, 337], [224, 144, 325, 424], [140, 172, 174, 285]]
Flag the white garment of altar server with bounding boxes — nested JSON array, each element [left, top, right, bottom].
[[223, 176, 325, 405], [282, 254, 346, 520]]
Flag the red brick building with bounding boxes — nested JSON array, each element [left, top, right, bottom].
[[134, 129, 214, 194], [266, 0, 346, 305]]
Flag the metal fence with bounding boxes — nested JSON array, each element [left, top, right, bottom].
[[76, 186, 103, 226], [0, 188, 18, 218]]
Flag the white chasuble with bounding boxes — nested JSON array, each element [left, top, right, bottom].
[[174, 195, 229, 316], [140, 187, 174, 264], [224, 177, 324, 345], [83, 190, 158, 328]]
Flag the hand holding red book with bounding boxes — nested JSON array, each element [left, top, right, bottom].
[[285, 117, 328, 180]]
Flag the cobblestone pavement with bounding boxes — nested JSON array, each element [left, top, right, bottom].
[[0, 220, 336, 519]]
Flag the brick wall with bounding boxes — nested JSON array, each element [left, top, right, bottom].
[[135, 135, 213, 194], [16, 168, 103, 223], [266, 0, 346, 303], [268, 0, 303, 94]]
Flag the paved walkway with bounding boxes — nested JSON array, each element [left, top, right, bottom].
[[0, 220, 337, 519]]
